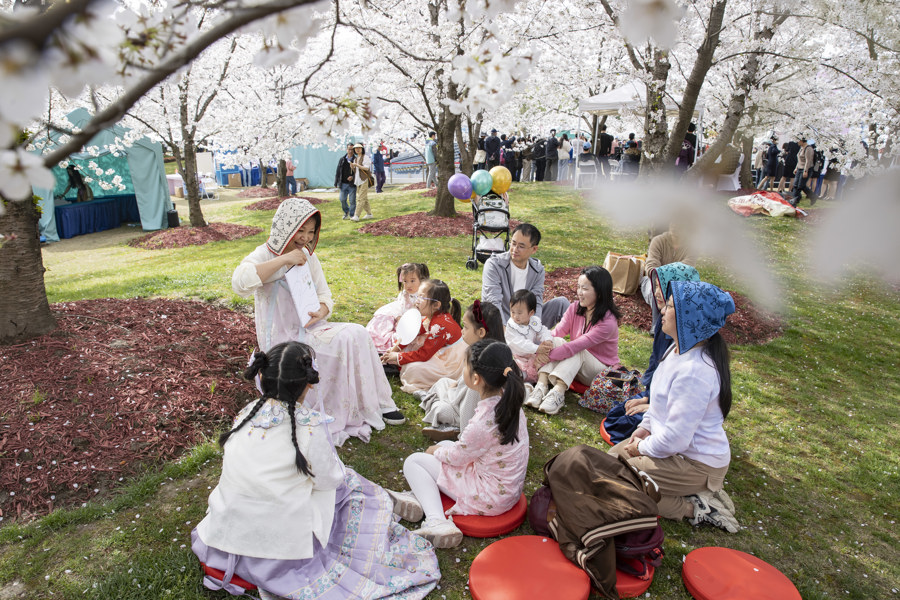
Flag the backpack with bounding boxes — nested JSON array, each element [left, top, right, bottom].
[[813, 149, 825, 173], [614, 521, 665, 580], [677, 140, 694, 165]]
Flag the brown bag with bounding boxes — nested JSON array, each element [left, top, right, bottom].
[[602, 252, 646, 295]]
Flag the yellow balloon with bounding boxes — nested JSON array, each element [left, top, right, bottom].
[[489, 166, 512, 195], [457, 193, 472, 203]]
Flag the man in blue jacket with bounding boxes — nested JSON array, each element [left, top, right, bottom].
[[544, 129, 559, 181], [484, 129, 502, 169], [373, 142, 386, 193]]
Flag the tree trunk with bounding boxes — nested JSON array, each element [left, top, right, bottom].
[[640, 49, 671, 174], [0, 197, 56, 343], [431, 108, 460, 217], [663, 0, 727, 165], [739, 133, 754, 189], [277, 159, 288, 198], [181, 139, 207, 227], [259, 158, 268, 188], [456, 118, 474, 177]]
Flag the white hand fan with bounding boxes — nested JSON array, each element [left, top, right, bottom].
[[395, 308, 422, 345]]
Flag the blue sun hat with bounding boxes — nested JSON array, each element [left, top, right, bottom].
[[666, 281, 735, 352], [651, 262, 700, 299]]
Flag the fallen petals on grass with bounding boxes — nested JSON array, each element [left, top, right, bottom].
[[359, 211, 522, 238], [128, 222, 262, 250], [544, 266, 783, 345], [0, 298, 257, 521]]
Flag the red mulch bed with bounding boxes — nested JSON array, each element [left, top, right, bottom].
[[544, 267, 783, 345], [0, 298, 257, 521], [237, 187, 278, 198], [359, 211, 522, 238], [402, 182, 426, 191], [244, 196, 330, 211], [422, 188, 437, 197], [128, 222, 262, 250]]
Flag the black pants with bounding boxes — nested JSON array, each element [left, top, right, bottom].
[[598, 155, 610, 178], [534, 159, 546, 181]]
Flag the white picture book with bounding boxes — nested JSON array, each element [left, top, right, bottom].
[[284, 263, 320, 328]]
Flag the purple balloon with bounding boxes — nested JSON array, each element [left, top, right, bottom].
[[447, 173, 473, 200]]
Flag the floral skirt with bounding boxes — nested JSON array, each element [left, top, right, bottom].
[[192, 469, 440, 600]]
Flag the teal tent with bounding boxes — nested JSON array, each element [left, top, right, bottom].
[[34, 108, 172, 242], [288, 143, 358, 189]]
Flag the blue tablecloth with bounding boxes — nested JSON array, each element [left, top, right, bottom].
[[54, 195, 141, 239]]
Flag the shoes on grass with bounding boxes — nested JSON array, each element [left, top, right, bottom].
[[382, 410, 406, 425], [386, 489, 424, 522], [422, 424, 459, 442], [687, 493, 740, 533], [414, 517, 464, 548], [539, 388, 566, 415], [525, 383, 547, 409]]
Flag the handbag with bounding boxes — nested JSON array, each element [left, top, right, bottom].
[[579, 367, 643, 414], [602, 252, 646, 295], [474, 149, 487, 163]]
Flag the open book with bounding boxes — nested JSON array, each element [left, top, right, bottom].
[[284, 263, 320, 328]]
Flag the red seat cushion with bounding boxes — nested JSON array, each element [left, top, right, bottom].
[[440, 493, 527, 538], [616, 562, 655, 598], [682, 547, 801, 600], [570, 380, 588, 394], [599, 417, 613, 446], [470, 535, 590, 600], [201, 563, 257, 591]]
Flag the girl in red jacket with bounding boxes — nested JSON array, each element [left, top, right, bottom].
[[382, 279, 466, 392]]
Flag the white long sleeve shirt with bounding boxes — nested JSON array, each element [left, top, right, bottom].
[[505, 316, 552, 357], [637, 345, 730, 468]]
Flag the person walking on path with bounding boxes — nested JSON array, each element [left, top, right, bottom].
[[334, 144, 356, 220], [425, 132, 437, 189]]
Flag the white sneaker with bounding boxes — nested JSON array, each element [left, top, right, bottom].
[[386, 489, 424, 522], [538, 388, 566, 415], [363, 213, 373, 219], [711, 488, 736, 514], [687, 494, 740, 533], [414, 517, 464, 548], [525, 383, 547, 409], [350, 215, 360, 222], [342, 214, 349, 220]]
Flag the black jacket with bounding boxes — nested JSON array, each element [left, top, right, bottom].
[[334, 154, 354, 186], [599, 132, 613, 156], [545, 135, 560, 159], [484, 135, 501, 161]]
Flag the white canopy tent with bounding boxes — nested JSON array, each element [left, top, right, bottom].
[[573, 81, 704, 188]]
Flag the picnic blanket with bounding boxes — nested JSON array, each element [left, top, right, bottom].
[[727, 191, 804, 218]]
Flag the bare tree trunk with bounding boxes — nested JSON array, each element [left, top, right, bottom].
[[277, 159, 288, 198], [663, 0, 727, 165], [0, 197, 56, 343], [739, 133, 754, 189], [640, 49, 671, 174], [456, 118, 473, 177], [432, 108, 460, 217], [181, 139, 207, 227], [259, 158, 268, 188]]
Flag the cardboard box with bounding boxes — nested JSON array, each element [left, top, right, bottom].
[[228, 173, 242, 188], [297, 178, 309, 191], [266, 172, 277, 186], [174, 187, 184, 198]]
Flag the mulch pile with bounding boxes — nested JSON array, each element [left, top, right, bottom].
[[237, 187, 278, 198], [359, 211, 522, 238], [402, 182, 426, 191], [244, 196, 330, 211], [544, 267, 783, 345], [0, 298, 257, 521], [128, 222, 262, 250]]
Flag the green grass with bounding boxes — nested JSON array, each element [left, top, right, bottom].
[[5, 183, 899, 599]]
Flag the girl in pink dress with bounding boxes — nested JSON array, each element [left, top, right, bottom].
[[366, 262, 430, 353], [381, 279, 467, 393], [387, 340, 529, 548]]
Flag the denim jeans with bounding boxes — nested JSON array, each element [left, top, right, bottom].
[[792, 171, 815, 204], [286, 175, 297, 195], [339, 182, 357, 216]]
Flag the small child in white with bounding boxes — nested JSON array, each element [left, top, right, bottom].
[[506, 290, 552, 383]]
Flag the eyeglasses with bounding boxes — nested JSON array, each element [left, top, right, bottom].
[[411, 294, 438, 303]]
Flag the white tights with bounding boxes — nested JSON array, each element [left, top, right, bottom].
[[403, 446, 456, 522]]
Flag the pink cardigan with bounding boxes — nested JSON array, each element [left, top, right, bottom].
[[548, 303, 620, 367]]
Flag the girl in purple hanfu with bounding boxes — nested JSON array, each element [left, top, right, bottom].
[[192, 342, 440, 600], [232, 198, 406, 446]]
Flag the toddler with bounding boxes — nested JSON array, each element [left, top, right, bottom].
[[366, 262, 430, 353], [505, 289, 552, 383]]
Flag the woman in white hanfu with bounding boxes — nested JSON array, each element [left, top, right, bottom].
[[232, 198, 406, 446]]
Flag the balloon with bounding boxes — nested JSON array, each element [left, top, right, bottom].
[[490, 166, 512, 194], [448, 173, 473, 201], [471, 169, 494, 196]]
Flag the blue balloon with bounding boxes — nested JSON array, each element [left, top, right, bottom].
[[471, 170, 493, 196]]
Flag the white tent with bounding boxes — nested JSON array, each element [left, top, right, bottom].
[[577, 80, 703, 118]]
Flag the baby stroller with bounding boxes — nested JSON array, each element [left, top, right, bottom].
[[465, 192, 510, 270]]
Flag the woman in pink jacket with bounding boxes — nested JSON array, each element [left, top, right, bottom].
[[526, 266, 620, 414]]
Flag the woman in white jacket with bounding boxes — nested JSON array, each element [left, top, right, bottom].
[[351, 143, 373, 221], [557, 134, 573, 181]]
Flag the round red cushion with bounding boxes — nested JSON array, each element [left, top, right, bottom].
[[470, 535, 590, 600], [615, 563, 655, 598], [682, 547, 801, 600], [570, 380, 589, 395], [201, 563, 257, 591], [599, 417, 613, 446], [440, 493, 527, 538]]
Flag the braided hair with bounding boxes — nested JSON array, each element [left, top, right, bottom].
[[219, 342, 320, 476], [467, 340, 524, 445]]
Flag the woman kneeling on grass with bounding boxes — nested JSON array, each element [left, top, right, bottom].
[[192, 342, 440, 600], [608, 280, 740, 533]]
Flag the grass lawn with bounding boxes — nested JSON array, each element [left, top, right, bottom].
[[2, 183, 898, 599]]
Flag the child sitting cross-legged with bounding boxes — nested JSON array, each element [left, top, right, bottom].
[[388, 340, 530, 548], [505, 289, 553, 383], [192, 342, 440, 600], [416, 299, 506, 441]]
